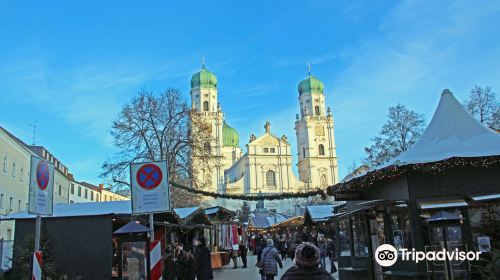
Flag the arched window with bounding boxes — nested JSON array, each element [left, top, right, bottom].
[[314, 106, 320, 115], [266, 170, 276, 186], [203, 101, 209, 112], [321, 174, 327, 188], [302, 147, 306, 158], [204, 142, 211, 154], [318, 144, 325, 156]]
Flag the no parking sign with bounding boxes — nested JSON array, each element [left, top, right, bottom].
[[130, 161, 170, 214], [28, 156, 54, 215]]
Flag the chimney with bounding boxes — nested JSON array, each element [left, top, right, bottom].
[[99, 184, 104, 190]]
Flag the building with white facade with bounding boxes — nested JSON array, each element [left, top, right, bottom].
[[189, 65, 339, 213]]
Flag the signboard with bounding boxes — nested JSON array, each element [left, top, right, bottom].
[[333, 191, 362, 201], [28, 157, 54, 215], [130, 161, 170, 214]]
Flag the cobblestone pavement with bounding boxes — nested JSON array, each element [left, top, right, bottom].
[[214, 254, 339, 280]]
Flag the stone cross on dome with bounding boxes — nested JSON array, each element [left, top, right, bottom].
[[307, 61, 311, 75]]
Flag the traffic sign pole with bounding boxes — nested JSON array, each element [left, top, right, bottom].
[[34, 215, 41, 251], [149, 213, 154, 242]]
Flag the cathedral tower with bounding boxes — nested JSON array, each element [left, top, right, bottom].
[[295, 70, 339, 189], [190, 63, 224, 192]]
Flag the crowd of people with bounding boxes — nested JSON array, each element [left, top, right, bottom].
[[163, 236, 214, 280], [161, 228, 338, 280], [252, 229, 337, 280]]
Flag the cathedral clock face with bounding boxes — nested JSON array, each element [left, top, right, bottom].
[[315, 124, 325, 136]]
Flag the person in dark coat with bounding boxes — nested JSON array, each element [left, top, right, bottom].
[[281, 243, 335, 280], [193, 237, 213, 280], [258, 239, 283, 280], [163, 250, 177, 280], [176, 244, 197, 280]]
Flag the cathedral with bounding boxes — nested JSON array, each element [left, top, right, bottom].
[[189, 63, 339, 214]]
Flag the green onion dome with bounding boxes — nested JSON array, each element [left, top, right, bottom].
[[298, 75, 324, 95], [191, 65, 218, 89], [222, 122, 239, 147]]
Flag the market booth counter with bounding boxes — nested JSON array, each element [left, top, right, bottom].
[[203, 206, 238, 268], [327, 90, 500, 280]]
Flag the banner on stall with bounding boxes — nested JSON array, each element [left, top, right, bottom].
[[28, 156, 54, 215], [130, 161, 170, 214]]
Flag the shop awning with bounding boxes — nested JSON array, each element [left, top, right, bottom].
[[114, 221, 151, 234]]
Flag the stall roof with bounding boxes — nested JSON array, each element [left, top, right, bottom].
[[345, 90, 500, 183], [0, 201, 185, 223], [175, 207, 200, 219], [249, 214, 289, 229], [114, 221, 151, 234], [203, 206, 235, 219], [304, 204, 344, 223]]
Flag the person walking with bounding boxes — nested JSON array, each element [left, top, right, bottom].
[[239, 237, 248, 268], [193, 237, 213, 280], [230, 244, 239, 269], [287, 233, 297, 261], [327, 238, 337, 274], [176, 243, 197, 280], [258, 239, 283, 280], [317, 235, 328, 269], [281, 243, 335, 280], [163, 248, 177, 280]]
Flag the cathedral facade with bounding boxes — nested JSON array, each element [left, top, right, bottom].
[[189, 64, 339, 213]]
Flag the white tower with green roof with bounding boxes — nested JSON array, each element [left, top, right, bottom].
[[294, 70, 339, 190]]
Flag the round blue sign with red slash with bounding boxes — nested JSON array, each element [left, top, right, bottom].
[[136, 164, 163, 190], [36, 161, 50, 190]]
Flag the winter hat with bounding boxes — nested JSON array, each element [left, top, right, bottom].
[[294, 242, 320, 268]]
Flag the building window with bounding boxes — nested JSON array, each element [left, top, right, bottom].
[[0, 194, 4, 208], [203, 101, 209, 112], [7, 229, 12, 240], [314, 106, 320, 115], [12, 162, 16, 177], [270, 148, 275, 153], [9, 197, 13, 211], [302, 147, 306, 158], [320, 174, 327, 188], [78, 186, 81, 197], [70, 200, 74, 203], [91, 191, 94, 201], [263, 148, 269, 153], [204, 142, 211, 154], [84, 189, 88, 199], [20, 167, 24, 182], [18, 200, 21, 211], [318, 144, 325, 156], [266, 170, 276, 187], [2, 156, 7, 173], [71, 183, 74, 194]]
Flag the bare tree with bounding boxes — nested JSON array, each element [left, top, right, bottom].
[[364, 104, 425, 167], [465, 85, 499, 129], [101, 88, 214, 207]]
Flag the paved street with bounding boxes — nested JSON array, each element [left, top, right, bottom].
[[214, 254, 339, 280]]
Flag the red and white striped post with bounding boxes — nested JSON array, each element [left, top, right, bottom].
[[150, 240, 162, 280], [32, 251, 43, 280]]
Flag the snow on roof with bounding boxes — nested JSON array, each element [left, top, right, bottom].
[[250, 213, 289, 229], [0, 201, 192, 221], [304, 205, 336, 222], [391, 89, 500, 165], [175, 207, 201, 219]]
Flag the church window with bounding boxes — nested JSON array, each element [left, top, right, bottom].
[[321, 174, 327, 188], [204, 142, 211, 154], [270, 148, 275, 153], [302, 147, 306, 158], [203, 101, 209, 111], [319, 144, 325, 156], [314, 106, 320, 115], [266, 170, 276, 187]]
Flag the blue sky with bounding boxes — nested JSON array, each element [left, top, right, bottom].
[[1, 1, 500, 185]]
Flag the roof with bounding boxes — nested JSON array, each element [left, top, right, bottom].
[[114, 221, 151, 234], [249, 213, 289, 229], [340, 89, 500, 186], [390, 89, 500, 166], [191, 64, 217, 89], [222, 121, 239, 147], [304, 205, 336, 222], [0, 201, 192, 223], [298, 75, 324, 95]]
